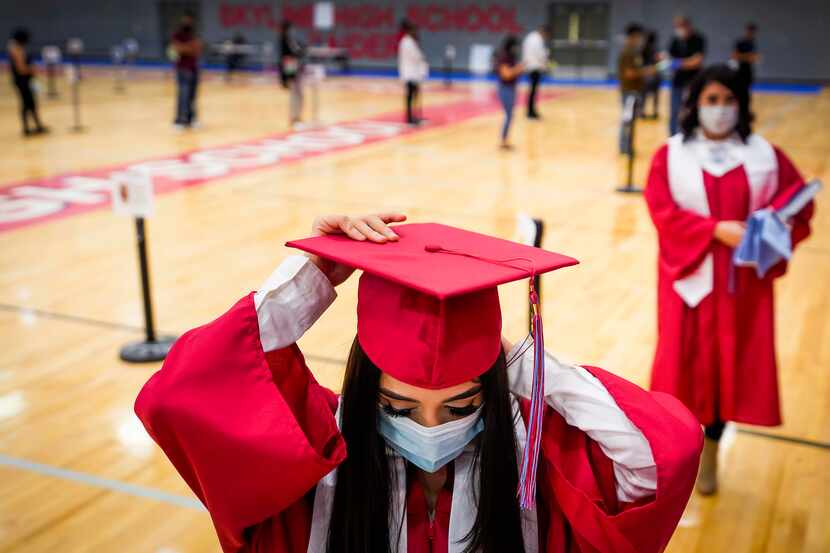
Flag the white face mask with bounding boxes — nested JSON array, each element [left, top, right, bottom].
[[378, 406, 484, 473], [698, 105, 738, 136]]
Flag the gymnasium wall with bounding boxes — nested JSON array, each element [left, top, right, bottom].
[[1, 0, 828, 83]]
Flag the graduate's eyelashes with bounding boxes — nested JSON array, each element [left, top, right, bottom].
[[381, 402, 413, 418], [379, 400, 481, 418]]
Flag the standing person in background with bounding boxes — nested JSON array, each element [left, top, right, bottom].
[[280, 21, 306, 128], [225, 32, 247, 82], [641, 30, 661, 119], [171, 13, 202, 130], [398, 20, 427, 126], [732, 23, 759, 100], [644, 65, 814, 495], [667, 16, 705, 135], [7, 28, 48, 136], [522, 24, 550, 120], [495, 35, 523, 150], [617, 23, 652, 154]]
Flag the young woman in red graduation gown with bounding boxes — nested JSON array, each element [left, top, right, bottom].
[[644, 65, 815, 494], [135, 215, 702, 553]]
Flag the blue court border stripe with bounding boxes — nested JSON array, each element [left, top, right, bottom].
[[0, 55, 821, 93], [0, 453, 206, 511]]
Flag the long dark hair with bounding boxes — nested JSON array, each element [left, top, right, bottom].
[[326, 338, 526, 553], [499, 34, 519, 63], [12, 28, 30, 45], [680, 63, 753, 142]]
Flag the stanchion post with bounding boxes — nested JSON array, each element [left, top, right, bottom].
[[135, 217, 156, 342], [112, 45, 126, 93], [262, 41, 275, 74], [66, 38, 85, 132], [124, 38, 139, 84], [41, 45, 61, 98], [305, 63, 324, 126], [529, 218, 544, 330], [516, 214, 545, 331], [615, 94, 643, 194], [444, 45, 455, 88], [112, 172, 177, 363]]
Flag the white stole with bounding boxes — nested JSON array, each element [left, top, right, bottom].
[[666, 132, 778, 307], [307, 397, 539, 553]]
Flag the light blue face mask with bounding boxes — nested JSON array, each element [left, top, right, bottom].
[[378, 406, 484, 473]]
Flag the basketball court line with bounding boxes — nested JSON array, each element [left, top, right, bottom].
[[736, 428, 830, 450], [0, 452, 205, 511], [0, 302, 345, 367], [0, 90, 560, 234]]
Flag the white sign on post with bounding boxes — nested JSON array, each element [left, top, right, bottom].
[[469, 44, 494, 76], [65, 64, 79, 83], [304, 63, 326, 83], [42, 46, 62, 64], [313, 2, 335, 30], [111, 172, 154, 218]]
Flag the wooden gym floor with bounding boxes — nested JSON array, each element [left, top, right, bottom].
[[0, 68, 827, 552]]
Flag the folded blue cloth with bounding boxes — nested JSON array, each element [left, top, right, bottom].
[[733, 180, 821, 278]]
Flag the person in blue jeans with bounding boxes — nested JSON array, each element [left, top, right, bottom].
[[495, 35, 524, 150], [170, 14, 203, 129]]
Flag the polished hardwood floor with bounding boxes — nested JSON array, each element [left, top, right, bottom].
[[0, 67, 827, 552]]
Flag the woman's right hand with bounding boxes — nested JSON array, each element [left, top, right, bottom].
[[714, 220, 746, 248], [308, 213, 407, 286]]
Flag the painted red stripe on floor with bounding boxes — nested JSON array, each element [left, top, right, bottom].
[[0, 91, 557, 233]]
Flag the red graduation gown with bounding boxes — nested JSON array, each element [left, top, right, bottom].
[[644, 144, 814, 426], [135, 294, 701, 553]]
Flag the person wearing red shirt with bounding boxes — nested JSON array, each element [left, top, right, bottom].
[[170, 13, 202, 129]]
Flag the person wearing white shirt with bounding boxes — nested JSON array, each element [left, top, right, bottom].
[[521, 25, 550, 119], [398, 20, 428, 125]]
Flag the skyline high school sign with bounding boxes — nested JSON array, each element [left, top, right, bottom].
[[219, 3, 523, 60]]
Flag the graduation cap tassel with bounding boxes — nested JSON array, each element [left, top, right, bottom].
[[518, 281, 545, 510]]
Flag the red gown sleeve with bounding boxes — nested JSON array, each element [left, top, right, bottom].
[[538, 366, 702, 553], [135, 293, 347, 553], [644, 145, 718, 280], [764, 146, 815, 278]]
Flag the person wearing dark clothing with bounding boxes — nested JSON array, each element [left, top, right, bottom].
[[398, 19, 427, 126], [522, 24, 550, 119], [732, 23, 758, 98], [495, 35, 523, 149], [225, 33, 247, 82], [617, 24, 653, 154], [641, 31, 661, 119], [171, 14, 202, 129], [7, 28, 48, 136], [279, 21, 305, 126], [667, 16, 705, 135]]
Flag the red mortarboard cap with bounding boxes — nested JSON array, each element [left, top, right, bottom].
[[285, 222, 577, 387], [287, 222, 578, 510]]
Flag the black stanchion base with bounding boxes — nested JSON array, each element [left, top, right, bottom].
[[615, 185, 644, 194], [120, 336, 177, 363], [69, 125, 87, 133]]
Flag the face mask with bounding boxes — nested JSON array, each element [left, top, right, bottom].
[[698, 105, 739, 136], [674, 27, 688, 39], [378, 406, 484, 473]]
